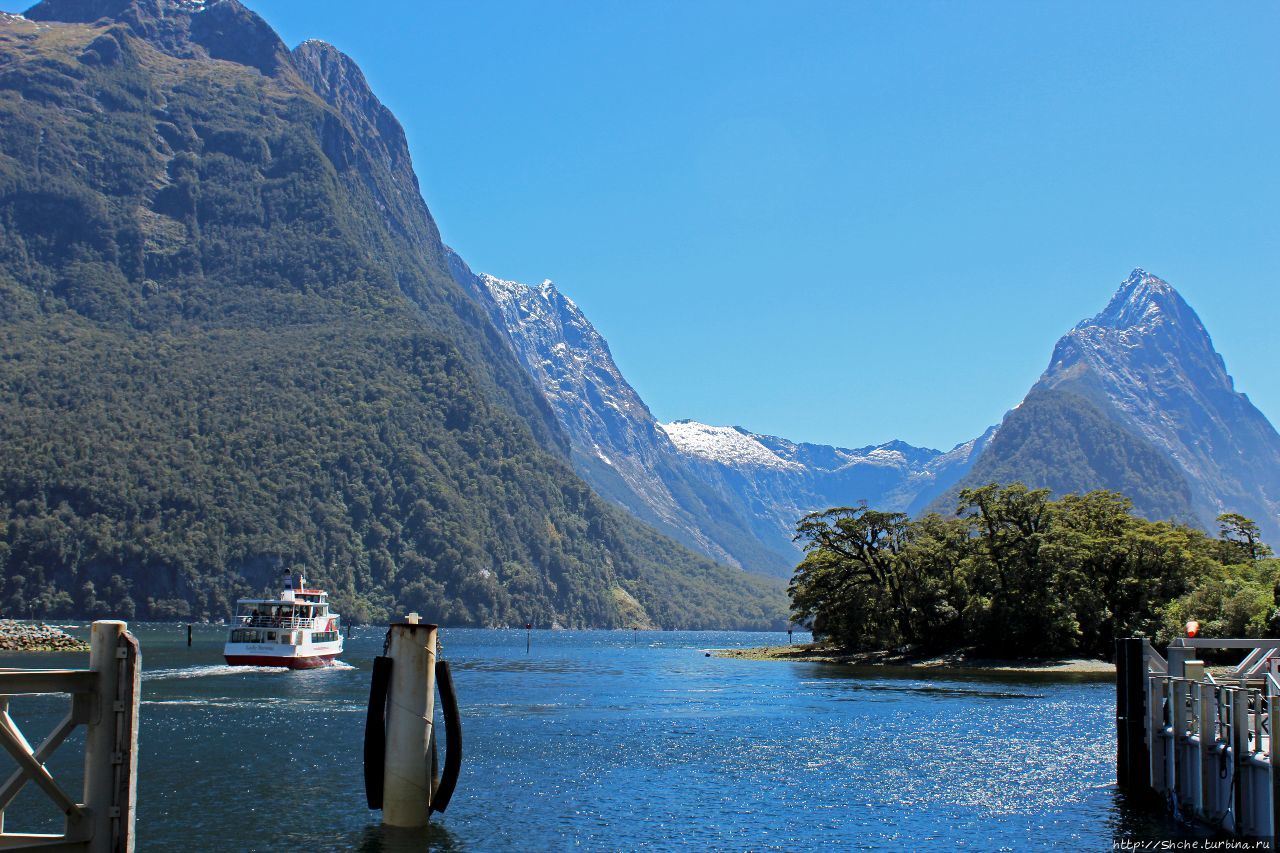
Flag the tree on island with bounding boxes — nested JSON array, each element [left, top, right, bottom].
[[1218, 513, 1274, 563]]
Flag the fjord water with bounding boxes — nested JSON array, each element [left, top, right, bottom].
[[2, 625, 1185, 851]]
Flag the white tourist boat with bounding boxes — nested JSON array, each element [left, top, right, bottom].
[[224, 573, 343, 669]]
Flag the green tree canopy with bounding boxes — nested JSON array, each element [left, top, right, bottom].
[[789, 483, 1248, 658]]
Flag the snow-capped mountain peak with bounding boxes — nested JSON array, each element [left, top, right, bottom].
[[978, 269, 1280, 541], [1079, 268, 1194, 335]]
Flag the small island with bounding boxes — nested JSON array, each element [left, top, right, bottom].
[[729, 483, 1276, 673]]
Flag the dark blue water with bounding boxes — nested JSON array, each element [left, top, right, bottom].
[[1, 624, 1191, 851]]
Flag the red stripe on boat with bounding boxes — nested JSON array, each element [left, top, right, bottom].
[[224, 654, 338, 669]]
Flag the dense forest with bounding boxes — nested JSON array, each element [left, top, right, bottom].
[[789, 482, 1276, 658], [0, 7, 787, 629]]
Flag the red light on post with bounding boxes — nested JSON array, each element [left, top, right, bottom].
[[1186, 620, 1200, 638]]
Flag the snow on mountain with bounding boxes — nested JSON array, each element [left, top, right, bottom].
[[660, 421, 803, 471], [447, 252, 796, 576], [473, 271, 655, 432], [658, 418, 994, 558]]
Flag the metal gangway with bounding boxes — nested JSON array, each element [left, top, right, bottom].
[[1117, 636, 1280, 837], [0, 621, 140, 852]]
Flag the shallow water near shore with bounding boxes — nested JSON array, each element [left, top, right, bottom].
[[0, 623, 1199, 850]]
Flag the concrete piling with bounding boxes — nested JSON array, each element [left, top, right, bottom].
[[381, 622, 438, 828]]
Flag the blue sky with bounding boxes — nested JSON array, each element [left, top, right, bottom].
[[15, 1, 1278, 450]]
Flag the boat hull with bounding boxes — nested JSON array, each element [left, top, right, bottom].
[[224, 653, 339, 669]]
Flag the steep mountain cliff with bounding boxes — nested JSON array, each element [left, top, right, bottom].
[[940, 270, 1280, 539], [447, 254, 794, 576], [0, 0, 785, 627]]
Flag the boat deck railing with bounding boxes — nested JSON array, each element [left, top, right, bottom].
[[235, 615, 318, 629]]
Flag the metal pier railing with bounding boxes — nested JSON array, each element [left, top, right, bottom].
[[1118, 636, 1280, 837]]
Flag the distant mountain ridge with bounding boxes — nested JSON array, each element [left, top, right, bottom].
[[659, 419, 995, 557], [453, 262, 996, 574], [469, 266, 1280, 565]]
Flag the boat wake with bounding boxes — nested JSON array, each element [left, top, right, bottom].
[[143, 660, 358, 681], [141, 697, 366, 711], [143, 664, 288, 681]]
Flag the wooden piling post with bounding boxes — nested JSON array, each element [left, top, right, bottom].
[[85, 620, 140, 853], [382, 621, 438, 828]]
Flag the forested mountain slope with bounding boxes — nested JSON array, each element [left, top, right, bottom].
[[0, 0, 785, 627]]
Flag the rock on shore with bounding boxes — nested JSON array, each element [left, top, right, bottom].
[[0, 620, 90, 652]]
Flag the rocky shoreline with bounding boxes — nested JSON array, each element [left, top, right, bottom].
[[716, 643, 1115, 676], [0, 620, 90, 652]]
